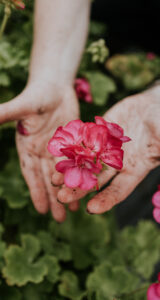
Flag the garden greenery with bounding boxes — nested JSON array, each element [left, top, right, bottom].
[[0, 2, 160, 299]]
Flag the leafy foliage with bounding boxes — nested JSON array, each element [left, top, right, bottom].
[[0, 1, 160, 299], [58, 271, 86, 300]]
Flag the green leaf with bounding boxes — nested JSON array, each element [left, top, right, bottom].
[[106, 54, 156, 91], [37, 231, 72, 262], [51, 206, 110, 270], [119, 221, 160, 279], [58, 271, 86, 300], [0, 72, 10, 87], [84, 71, 116, 106], [87, 261, 140, 299], [0, 150, 29, 209], [2, 234, 48, 286], [0, 224, 6, 271], [41, 255, 60, 283]]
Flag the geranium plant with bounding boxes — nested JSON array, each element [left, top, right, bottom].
[[0, 2, 160, 300]]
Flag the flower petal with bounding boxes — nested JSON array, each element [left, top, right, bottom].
[[147, 283, 160, 300], [152, 191, 160, 208], [64, 167, 82, 188], [101, 149, 124, 170], [48, 137, 65, 156], [65, 120, 84, 143], [80, 169, 97, 190], [56, 159, 75, 173], [83, 123, 108, 153], [153, 208, 160, 224]]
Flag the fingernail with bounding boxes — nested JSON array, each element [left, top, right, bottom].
[[86, 208, 94, 215], [51, 182, 59, 187], [57, 198, 63, 204]]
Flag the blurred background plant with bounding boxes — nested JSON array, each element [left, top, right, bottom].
[[0, 1, 160, 299]]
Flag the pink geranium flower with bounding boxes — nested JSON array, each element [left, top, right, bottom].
[[147, 273, 160, 300], [48, 117, 130, 190], [75, 78, 93, 103], [146, 52, 156, 60], [152, 185, 160, 223]]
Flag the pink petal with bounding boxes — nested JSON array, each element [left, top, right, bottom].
[[75, 78, 93, 103], [79, 169, 97, 190], [153, 208, 160, 224], [82, 123, 108, 153], [65, 120, 84, 143], [95, 116, 131, 144], [48, 137, 65, 156], [101, 149, 124, 170], [62, 145, 90, 159], [48, 126, 75, 156], [55, 159, 75, 173], [84, 159, 102, 174], [54, 127, 74, 144], [95, 116, 107, 126], [152, 191, 160, 208], [64, 167, 82, 188], [147, 284, 160, 300], [107, 136, 122, 149], [120, 136, 132, 142], [85, 94, 93, 103]]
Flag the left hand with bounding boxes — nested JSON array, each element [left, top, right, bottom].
[[55, 84, 160, 214]]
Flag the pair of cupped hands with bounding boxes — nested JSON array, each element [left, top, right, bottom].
[[0, 80, 160, 223]]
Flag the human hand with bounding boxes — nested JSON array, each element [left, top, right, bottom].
[[55, 84, 160, 214], [0, 82, 79, 222]]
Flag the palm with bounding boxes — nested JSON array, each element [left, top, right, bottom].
[[0, 84, 79, 222], [56, 84, 160, 214]]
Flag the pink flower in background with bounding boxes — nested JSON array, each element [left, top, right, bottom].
[[146, 52, 156, 60], [75, 78, 93, 103], [48, 117, 130, 190], [147, 273, 160, 300], [152, 185, 160, 223], [12, 0, 25, 9]]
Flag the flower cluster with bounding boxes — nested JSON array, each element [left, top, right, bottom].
[[87, 39, 109, 63], [75, 78, 93, 103], [48, 117, 130, 190], [146, 52, 156, 60], [12, 0, 25, 9], [152, 185, 160, 223], [147, 273, 160, 300]]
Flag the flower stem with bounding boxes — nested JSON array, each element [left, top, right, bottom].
[[0, 3, 11, 39]]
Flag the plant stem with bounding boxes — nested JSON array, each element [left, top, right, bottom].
[[0, 3, 11, 39]]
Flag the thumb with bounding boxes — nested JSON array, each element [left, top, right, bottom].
[[0, 94, 33, 125]]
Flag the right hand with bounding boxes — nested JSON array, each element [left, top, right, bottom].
[[0, 81, 79, 223]]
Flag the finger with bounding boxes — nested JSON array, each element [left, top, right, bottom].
[[18, 152, 50, 214], [57, 168, 117, 204], [41, 158, 66, 223], [87, 165, 149, 214], [51, 172, 64, 186], [0, 95, 32, 124], [68, 200, 80, 212]]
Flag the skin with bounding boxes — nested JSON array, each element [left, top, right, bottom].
[[55, 84, 160, 214], [0, 0, 91, 222], [1, 0, 160, 221]]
